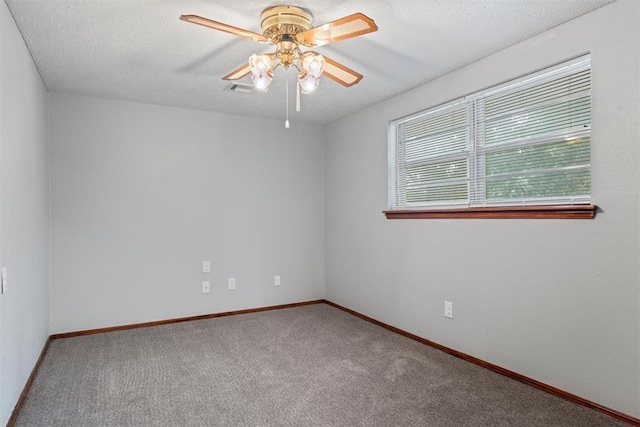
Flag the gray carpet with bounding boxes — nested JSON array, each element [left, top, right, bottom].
[[16, 303, 625, 426]]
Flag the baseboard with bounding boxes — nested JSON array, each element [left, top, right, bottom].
[[13, 299, 639, 426], [50, 299, 325, 339], [324, 300, 640, 427], [9, 300, 324, 426], [6, 336, 51, 427]]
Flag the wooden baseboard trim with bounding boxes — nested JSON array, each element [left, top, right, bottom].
[[14, 300, 638, 426], [50, 300, 326, 339], [6, 336, 51, 427], [324, 300, 640, 426]]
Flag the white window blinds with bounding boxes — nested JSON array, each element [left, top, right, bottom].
[[389, 54, 591, 209], [394, 102, 469, 207]]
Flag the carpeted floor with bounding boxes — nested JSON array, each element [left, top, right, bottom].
[[15, 303, 625, 426]]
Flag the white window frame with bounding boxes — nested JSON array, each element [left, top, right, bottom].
[[388, 54, 592, 211]]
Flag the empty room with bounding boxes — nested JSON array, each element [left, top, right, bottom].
[[1, 0, 639, 425]]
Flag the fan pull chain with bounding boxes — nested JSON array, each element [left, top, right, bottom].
[[296, 81, 301, 112], [285, 78, 290, 129]]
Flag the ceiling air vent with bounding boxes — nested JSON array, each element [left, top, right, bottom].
[[224, 83, 255, 94]]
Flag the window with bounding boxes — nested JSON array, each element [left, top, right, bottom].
[[388, 55, 595, 219]]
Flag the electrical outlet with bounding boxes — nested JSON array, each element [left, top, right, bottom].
[[202, 281, 210, 294], [444, 301, 453, 319], [228, 278, 236, 290], [274, 275, 281, 287], [202, 261, 211, 273]]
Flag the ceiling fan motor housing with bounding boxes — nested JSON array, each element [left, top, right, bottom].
[[261, 5, 313, 42], [261, 6, 314, 69]]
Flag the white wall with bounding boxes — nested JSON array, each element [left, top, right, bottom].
[[325, 0, 639, 418], [4, 0, 638, 421], [49, 94, 325, 334], [0, 2, 50, 425]]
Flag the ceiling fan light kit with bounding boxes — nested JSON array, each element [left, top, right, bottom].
[[180, 5, 378, 124], [248, 54, 273, 90]]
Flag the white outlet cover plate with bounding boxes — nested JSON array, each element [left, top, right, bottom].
[[202, 261, 211, 273], [444, 301, 453, 319], [202, 281, 210, 294]]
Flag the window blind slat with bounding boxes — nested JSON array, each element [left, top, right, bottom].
[[404, 108, 468, 140], [407, 183, 468, 204], [405, 128, 468, 161], [406, 158, 468, 186], [484, 69, 590, 117], [485, 97, 590, 145], [486, 169, 591, 201], [486, 138, 590, 176]]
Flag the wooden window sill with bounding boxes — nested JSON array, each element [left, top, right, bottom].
[[384, 205, 597, 220]]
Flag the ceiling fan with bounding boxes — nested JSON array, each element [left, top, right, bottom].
[[180, 5, 378, 94]]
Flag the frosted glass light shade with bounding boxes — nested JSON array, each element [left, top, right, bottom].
[[249, 54, 272, 74], [248, 54, 273, 91], [252, 73, 273, 91], [299, 73, 319, 94], [302, 54, 325, 78]]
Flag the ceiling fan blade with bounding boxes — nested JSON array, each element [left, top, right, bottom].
[[222, 63, 252, 81], [322, 56, 363, 87], [180, 15, 268, 43], [299, 13, 377, 47]]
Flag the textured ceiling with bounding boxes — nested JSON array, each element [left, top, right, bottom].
[[5, 0, 615, 125]]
